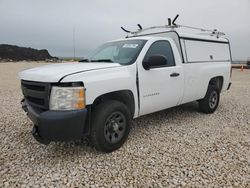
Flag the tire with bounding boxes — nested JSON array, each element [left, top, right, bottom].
[[199, 85, 220, 114], [90, 100, 131, 153]]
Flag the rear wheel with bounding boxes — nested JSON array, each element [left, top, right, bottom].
[[199, 85, 220, 113], [90, 100, 131, 152]]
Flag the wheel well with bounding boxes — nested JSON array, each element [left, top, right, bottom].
[[208, 76, 223, 92], [92, 90, 135, 118]]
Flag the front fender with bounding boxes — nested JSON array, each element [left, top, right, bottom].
[[60, 65, 139, 117]]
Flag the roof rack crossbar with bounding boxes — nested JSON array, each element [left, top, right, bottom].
[[121, 25, 179, 36]]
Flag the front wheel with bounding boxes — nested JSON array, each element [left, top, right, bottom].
[[199, 85, 220, 113], [90, 100, 131, 153]]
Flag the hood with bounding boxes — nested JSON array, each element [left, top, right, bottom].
[[18, 62, 121, 82]]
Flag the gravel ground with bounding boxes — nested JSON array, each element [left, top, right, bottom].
[[0, 62, 249, 187]]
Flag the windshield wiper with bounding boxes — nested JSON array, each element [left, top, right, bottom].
[[91, 59, 113, 62], [78, 59, 90, 62]]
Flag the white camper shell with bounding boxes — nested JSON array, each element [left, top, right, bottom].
[[128, 30, 232, 64]]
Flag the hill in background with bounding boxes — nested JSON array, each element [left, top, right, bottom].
[[0, 44, 58, 62]]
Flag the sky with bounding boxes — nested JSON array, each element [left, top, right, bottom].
[[0, 0, 249, 60]]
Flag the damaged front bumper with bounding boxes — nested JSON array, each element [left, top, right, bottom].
[[21, 99, 88, 145]]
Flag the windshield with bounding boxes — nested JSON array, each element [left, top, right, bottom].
[[83, 39, 146, 65]]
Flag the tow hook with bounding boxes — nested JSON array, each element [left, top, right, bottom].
[[227, 82, 232, 90], [32, 126, 50, 145], [21, 99, 28, 112]]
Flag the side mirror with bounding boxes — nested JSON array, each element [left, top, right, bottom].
[[143, 55, 167, 70]]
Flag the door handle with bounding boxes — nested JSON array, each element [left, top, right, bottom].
[[170, 72, 180, 77]]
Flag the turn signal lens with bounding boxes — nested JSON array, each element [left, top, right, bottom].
[[79, 89, 84, 98], [76, 100, 85, 109]]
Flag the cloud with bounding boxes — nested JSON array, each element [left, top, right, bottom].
[[0, 0, 249, 60]]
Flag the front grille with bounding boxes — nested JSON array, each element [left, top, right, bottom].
[[21, 80, 50, 110]]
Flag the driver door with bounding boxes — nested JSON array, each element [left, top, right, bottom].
[[138, 40, 184, 116]]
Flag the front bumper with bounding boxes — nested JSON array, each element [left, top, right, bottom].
[[21, 99, 88, 144]]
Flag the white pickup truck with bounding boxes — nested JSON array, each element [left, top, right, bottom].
[[19, 29, 232, 152]]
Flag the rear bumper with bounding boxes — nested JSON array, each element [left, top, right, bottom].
[[21, 99, 88, 144]]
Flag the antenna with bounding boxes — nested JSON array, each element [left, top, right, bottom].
[[73, 27, 76, 60]]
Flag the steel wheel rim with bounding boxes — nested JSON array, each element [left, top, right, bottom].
[[104, 112, 126, 144], [209, 91, 218, 109]]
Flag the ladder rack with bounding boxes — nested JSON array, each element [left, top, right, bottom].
[[121, 15, 225, 38]]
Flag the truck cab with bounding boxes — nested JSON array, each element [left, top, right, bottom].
[[19, 30, 232, 152]]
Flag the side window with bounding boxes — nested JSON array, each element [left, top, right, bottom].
[[144, 40, 175, 67]]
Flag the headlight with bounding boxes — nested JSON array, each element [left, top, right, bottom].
[[49, 86, 85, 111]]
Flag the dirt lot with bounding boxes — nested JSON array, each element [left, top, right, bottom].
[[0, 62, 249, 187]]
